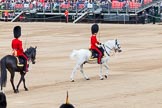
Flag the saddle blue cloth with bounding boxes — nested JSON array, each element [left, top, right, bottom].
[[90, 47, 104, 58], [18, 56, 25, 65]]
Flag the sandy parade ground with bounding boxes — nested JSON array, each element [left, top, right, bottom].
[[0, 22, 162, 108]]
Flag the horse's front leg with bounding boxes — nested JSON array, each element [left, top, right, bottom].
[[80, 64, 89, 80], [99, 64, 104, 80], [103, 63, 109, 79], [16, 72, 26, 92], [22, 74, 28, 91]]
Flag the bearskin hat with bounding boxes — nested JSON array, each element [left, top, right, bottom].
[[13, 26, 21, 38], [0, 92, 7, 108], [91, 23, 99, 34], [59, 103, 74, 108], [59, 91, 75, 108]]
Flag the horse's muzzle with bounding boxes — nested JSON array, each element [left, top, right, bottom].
[[32, 61, 36, 64], [118, 49, 122, 53]]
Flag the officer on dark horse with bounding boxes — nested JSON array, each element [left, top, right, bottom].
[[0, 26, 37, 93], [12, 26, 29, 72]]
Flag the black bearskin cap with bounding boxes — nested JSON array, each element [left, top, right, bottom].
[[59, 104, 75, 108], [59, 91, 75, 108], [13, 26, 21, 38], [91, 23, 99, 34], [0, 92, 7, 108]]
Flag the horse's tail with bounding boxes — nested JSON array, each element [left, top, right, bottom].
[[70, 50, 78, 60], [0, 57, 7, 89]]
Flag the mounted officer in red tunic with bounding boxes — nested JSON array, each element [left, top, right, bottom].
[[90, 23, 103, 64], [12, 26, 28, 72]]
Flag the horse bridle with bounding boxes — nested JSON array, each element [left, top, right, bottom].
[[114, 39, 121, 52], [27, 50, 36, 64], [102, 39, 120, 56], [102, 44, 110, 56]]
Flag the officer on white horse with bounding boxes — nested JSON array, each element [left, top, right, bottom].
[[89, 23, 103, 64], [70, 24, 122, 82]]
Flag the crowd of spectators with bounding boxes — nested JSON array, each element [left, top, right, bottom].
[[0, 0, 159, 21], [0, 0, 152, 12], [0, 0, 99, 11]]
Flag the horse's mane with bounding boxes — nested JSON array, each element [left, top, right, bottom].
[[105, 39, 115, 43], [104, 39, 116, 46], [25, 46, 35, 54]]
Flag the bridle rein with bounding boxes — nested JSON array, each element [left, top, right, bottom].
[[102, 44, 111, 56]]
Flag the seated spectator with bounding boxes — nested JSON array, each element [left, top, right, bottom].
[[0, 92, 7, 108], [87, 1, 93, 9], [84, 0, 88, 8], [53, 2, 59, 11]]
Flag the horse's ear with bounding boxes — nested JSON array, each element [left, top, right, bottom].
[[115, 39, 117, 44]]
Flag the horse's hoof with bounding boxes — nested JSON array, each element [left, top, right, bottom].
[[14, 90, 19, 93], [105, 75, 108, 79], [86, 78, 90, 80], [71, 80, 75, 82], [25, 88, 28, 91], [100, 78, 104, 80]]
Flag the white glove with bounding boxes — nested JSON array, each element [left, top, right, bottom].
[[97, 44, 102, 48]]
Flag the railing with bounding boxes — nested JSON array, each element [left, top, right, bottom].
[[0, 0, 161, 22], [0, 0, 158, 13]]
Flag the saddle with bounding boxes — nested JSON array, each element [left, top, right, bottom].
[[15, 56, 25, 67], [14, 56, 29, 72], [89, 47, 104, 61], [12, 50, 27, 67]]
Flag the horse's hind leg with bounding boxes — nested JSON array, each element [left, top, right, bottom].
[[80, 64, 89, 80], [70, 64, 80, 82], [16, 72, 28, 92]]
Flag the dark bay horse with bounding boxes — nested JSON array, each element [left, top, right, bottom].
[[0, 46, 37, 93]]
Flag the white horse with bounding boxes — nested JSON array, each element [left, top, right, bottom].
[[70, 39, 122, 82]]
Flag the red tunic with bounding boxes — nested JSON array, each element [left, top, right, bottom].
[[4, 11, 8, 17], [12, 38, 28, 72], [90, 35, 99, 50], [12, 38, 24, 56], [64, 10, 69, 16], [90, 34, 102, 64]]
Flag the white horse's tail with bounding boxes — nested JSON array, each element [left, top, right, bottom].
[[70, 50, 78, 60]]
